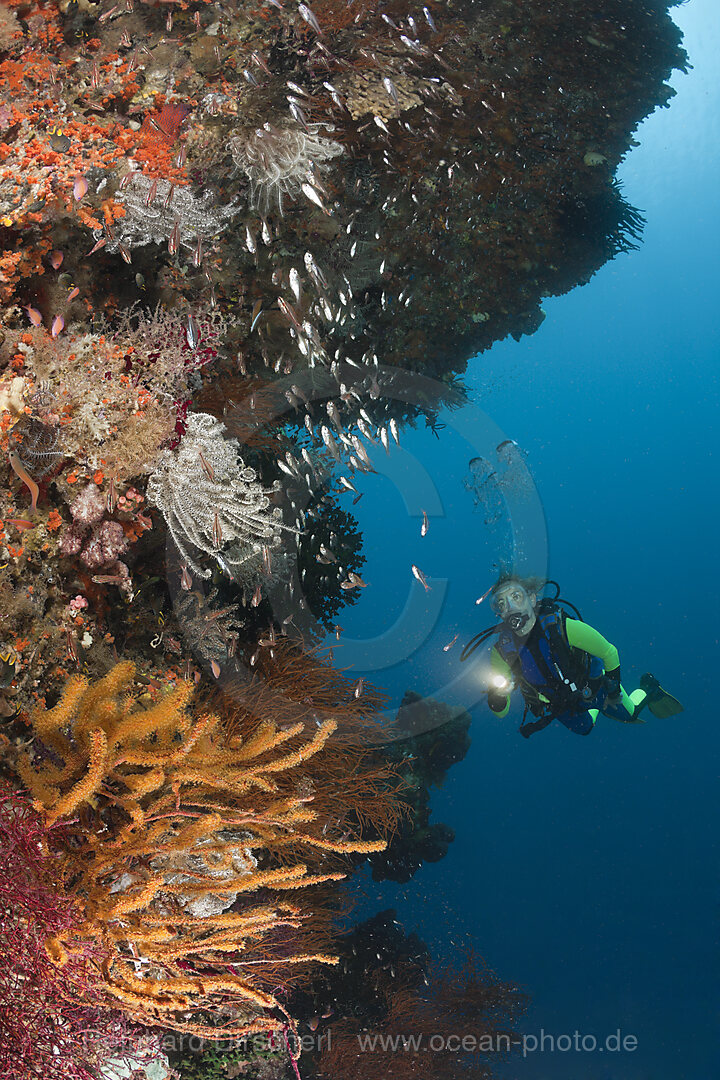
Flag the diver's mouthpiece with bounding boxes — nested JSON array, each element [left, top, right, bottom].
[[508, 613, 529, 631]]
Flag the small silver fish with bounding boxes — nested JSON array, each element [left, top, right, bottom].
[[106, 476, 117, 514], [389, 418, 400, 445], [423, 6, 438, 31], [379, 426, 390, 453], [321, 425, 341, 461], [251, 50, 271, 74], [302, 183, 329, 213], [443, 634, 459, 652], [400, 34, 426, 54], [192, 235, 203, 268], [304, 250, 329, 289], [278, 296, 303, 333], [301, 447, 316, 471], [326, 401, 343, 433], [339, 475, 358, 493], [186, 315, 200, 349], [351, 437, 372, 468], [289, 101, 308, 129], [289, 267, 302, 303], [357, 419, 376, 443], [168, 219, 180, 256], [198, 449, 215, 481], [298, 3, 322, 35], [421, 510, 429, 537], [411, 564, 432, 591], [383, 77, 399, 106]]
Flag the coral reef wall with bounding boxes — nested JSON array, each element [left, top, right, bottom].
[[0, 0, 687, 708], [0, 1, 686, 1076], [0, 0, 686, 375]]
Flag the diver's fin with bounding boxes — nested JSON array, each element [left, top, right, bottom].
[[647, 691, 684, 719], [639, 673, 684, 719]]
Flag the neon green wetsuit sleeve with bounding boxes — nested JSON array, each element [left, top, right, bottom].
[[488, 646, 512, 717], [564, 619, 620, 671]]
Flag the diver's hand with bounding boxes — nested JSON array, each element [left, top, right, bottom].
[[519, 717, 553, 738]]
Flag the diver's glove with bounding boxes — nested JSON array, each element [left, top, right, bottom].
[[488, 689, 509, 714], [488, 674, 513, 714], [519, 716, 553, 738]]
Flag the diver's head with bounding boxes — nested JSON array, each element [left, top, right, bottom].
[[490, 575, 542, 637]]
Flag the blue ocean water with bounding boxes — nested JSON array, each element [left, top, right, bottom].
[[327, 2, 719, 1077]]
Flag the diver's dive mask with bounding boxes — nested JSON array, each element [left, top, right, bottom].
[[490, 584, 536, 634]]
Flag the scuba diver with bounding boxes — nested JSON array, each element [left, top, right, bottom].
[[461, 576, 683, 738]]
